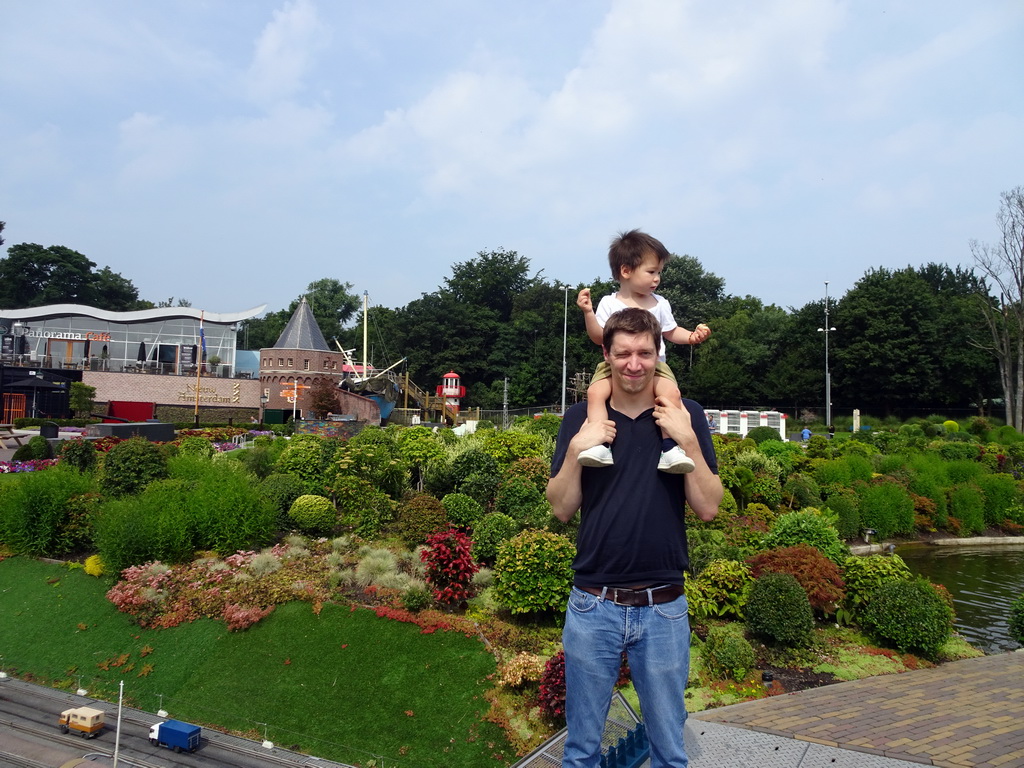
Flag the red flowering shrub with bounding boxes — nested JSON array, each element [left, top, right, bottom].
[[421, 525, 479, 606], [746, 544, 846, 614]]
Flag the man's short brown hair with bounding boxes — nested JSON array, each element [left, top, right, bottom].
[[602, 307, 662, 353], [608, 229, 671, 281]]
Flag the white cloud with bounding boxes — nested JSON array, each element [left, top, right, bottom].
[[245, 0, 329, 107]]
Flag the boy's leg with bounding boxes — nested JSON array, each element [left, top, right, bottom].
[[579, 374, 614, 467], [653, 373, 694, 474]]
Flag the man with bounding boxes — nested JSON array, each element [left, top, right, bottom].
[[547, 307, 723, 768]]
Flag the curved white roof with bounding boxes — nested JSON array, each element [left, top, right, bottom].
[[0, 303, 268, 324]]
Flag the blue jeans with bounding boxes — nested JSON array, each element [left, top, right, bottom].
[[562, 587, 691, 768]]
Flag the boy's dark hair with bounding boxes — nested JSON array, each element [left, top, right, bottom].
[[602, 307, 662, 353], [608, 229, 671, 280]]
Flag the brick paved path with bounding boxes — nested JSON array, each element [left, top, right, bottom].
[[693, 651, 1024, 767]]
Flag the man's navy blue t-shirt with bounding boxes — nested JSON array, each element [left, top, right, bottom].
[[550, 399, 719, 588]]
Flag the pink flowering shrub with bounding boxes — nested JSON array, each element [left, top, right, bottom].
[[0, 458, 60, 473], [106, 543, 330, 631], [223, 603, 276, 631]]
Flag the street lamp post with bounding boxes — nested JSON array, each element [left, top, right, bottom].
[[817, 281, 837, 430], [561, 284, 569, 415], [259, 393, 268, 430]]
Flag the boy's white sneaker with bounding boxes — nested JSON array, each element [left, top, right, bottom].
[[658, 446, 695, 474], [578, 445, 614, 467]]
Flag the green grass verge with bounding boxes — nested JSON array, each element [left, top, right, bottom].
[[0, 557, 513, 766]]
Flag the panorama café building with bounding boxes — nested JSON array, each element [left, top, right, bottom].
[[0, 303, 266, 423]]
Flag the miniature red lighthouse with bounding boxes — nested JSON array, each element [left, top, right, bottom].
[[436, 371, 466, 415]]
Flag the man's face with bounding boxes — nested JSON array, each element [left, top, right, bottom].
[[603, 331, 657, 396]]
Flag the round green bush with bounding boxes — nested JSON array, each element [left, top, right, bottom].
[[287, 494, 337, 534], [1009, 594, 1024, 645], [967, 417, 991, 437], [178, 435, 215, 458], [451, 448, 499, 486], [276, 437, 329, 494], [458, 471, 501, 508], [686, 559, 753, 621], [495, 475, 550, 529], [101, 437, 169, 496], [493, 530, 575, 614], [59, 438, 97, 473], [259, 472, 306, 514], [331, 475, 395, 539], [820, 485, 861, 540], [760, 509, 848, 564], [401, 585, 434, 613], [861, 579, 953, 660], [26, 434, 54, 460], [745, 426, 783, 445], [744, 572, 814, 647], [702, 624, 757, 682], [389, 492, 448, 547], [470, 513, 520, 563], [782, 473, 821, 510], [839, 553, 912, 622], [236, 445, 277, 479], [11, 442, 35, 461], [942, 420, 960, 434], [441, 492, 485, 528]]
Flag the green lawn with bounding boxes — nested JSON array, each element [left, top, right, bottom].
[[0, 557, 513, 766]]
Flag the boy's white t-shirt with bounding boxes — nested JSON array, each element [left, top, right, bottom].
[[595, 293, 677, 362]]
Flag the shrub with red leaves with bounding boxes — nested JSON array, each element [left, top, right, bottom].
[[421, 525, 479, 606], [746, 544, 846, 614], [537, 650, 566, 723], [537, 650, 630, 725]]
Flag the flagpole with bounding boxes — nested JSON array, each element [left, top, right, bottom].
[[194, 311, 204, 427]]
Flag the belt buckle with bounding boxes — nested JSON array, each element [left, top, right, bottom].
[[614, 587, 646, 606]]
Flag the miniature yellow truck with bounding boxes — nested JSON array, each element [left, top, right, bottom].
[[57, 706, 105, 738]]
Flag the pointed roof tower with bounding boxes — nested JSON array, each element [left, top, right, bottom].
[[273, 296, 331, 350]]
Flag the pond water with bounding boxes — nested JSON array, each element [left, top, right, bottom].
[[895, 544, 1024, 655]]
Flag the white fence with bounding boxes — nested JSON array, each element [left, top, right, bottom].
[[704, 410, 789, 441]]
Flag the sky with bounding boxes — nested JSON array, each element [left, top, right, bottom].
[[1, 0, 1022, 322]]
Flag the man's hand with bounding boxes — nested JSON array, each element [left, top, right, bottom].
[[573, 417, 615, 453], [577, 288, 594, 313], [547, 417, 616, 523], [651, 396, 696, 448]]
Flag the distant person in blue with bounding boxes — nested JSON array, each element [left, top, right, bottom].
[[547, 308, 723, 768], [801, 427, 811, 441]]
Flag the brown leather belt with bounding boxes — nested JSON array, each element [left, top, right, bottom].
[[578, 584, 684, 607]]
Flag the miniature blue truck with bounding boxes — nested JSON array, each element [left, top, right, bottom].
[[148, 719, 201, 753]]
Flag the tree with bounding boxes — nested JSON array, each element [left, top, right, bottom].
[[242, 278, 360, 351], [916, 264, 998, 413], [68, 382, 97, 418], [308, 377, 340, 418], [833, 268, 943, 417], [0, 244, 142, 310], [656, 253, 729, 328], [972, 186, 1024, 430], [387, 250, 551, 407]]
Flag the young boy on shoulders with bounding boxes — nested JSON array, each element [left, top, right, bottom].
[[577, 229, 711, 473]]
